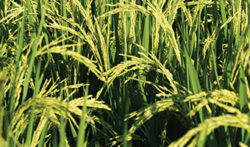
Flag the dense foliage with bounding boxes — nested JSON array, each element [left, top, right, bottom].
[[0, 0, 249, 146]]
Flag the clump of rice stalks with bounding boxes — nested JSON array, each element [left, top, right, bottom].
[[10, 79, 111, 146], [125, 89, 249, 145], [169, 111, 250, 147]]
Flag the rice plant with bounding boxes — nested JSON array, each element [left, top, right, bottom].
[[0, 0, 249, 146]]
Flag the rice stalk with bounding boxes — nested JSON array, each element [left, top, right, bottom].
[[169, 113, 250, 147]]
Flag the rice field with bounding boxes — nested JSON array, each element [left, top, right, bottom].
[[0, 0, 249, 146]]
